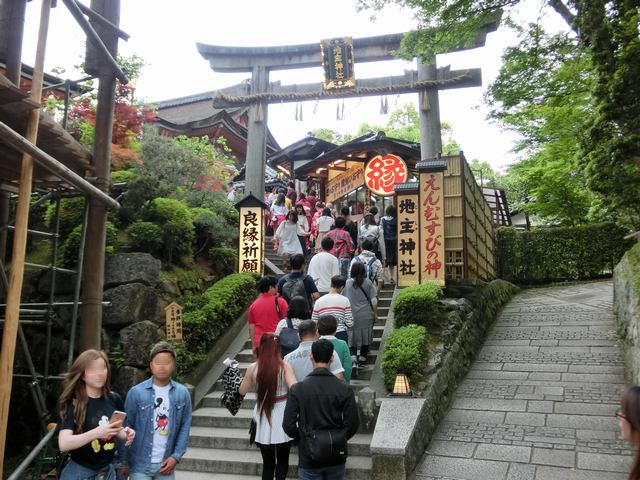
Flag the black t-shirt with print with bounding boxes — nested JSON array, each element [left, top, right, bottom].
[[59, 393, 124, 470]]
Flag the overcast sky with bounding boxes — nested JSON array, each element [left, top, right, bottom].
[[20, 0, 568, 171]]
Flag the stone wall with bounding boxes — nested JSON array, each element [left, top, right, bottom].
[[613, 243, 640, 384], [370, 279, 519, 479]]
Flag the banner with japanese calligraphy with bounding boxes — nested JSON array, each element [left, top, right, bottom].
[[325, 163, 365, 203], [419, 171, 445, 286], [239, 206, 264, 274], [321, 37, 356, 90], [396, 192, 420, 287], [365, 154, 409, 196]]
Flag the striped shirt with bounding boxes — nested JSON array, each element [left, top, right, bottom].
[[311, 293, 354, 333]]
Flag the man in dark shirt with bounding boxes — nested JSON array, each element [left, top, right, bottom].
[[283, 339, 360, 479], [277, 254, 319, 308]]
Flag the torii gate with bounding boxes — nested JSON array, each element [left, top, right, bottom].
[[197, 26, 497, 201]]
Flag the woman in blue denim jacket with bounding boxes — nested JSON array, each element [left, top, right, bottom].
[[124, 342, 192, 480]]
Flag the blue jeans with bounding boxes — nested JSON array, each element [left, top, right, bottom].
[[130, 463, 175, 480], [60, 460, 116, 480], [298, 463, 346, 480], [338, 258, 350, 279]]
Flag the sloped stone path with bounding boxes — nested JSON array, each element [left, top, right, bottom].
[[415, 281, 632, 480]]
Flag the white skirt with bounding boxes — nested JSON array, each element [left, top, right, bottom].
[[253, 398, 291, 445]]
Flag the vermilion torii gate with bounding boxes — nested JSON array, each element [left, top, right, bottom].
[[197, 25, 498, 200]]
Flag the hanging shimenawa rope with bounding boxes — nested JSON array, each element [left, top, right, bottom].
[[213, 71, 472, 106]]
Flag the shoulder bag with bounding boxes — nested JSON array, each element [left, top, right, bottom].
[[297, 383, 347, 464]]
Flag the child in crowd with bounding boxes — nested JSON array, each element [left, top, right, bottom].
[[124, 342, 192, 479], [57, 350, 135, 480]]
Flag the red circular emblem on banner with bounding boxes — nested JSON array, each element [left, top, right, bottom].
[[364, 154, 408, 196]]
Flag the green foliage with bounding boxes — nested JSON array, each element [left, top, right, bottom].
[[393, 281, 443, 329], [626, 243, 640, 307], [61, 222, 117, 267], [381, 325, 427, 390], [177, 272, 258, 377], [311, 128, 354, 144], [577, 1, 640, 228], [149, 198, 195, 263], [126, 221, 163, 254], [159, 266, 203, 296], [44, 197, 85, 238], [110, 169, 137, 184], [469, 159, 499, 187], [496, 223, 633, 284], [190, 207, 238, 255], [208, 247, 238, 272]]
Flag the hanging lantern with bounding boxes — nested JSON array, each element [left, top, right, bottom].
[[391, 374, 413, 396]]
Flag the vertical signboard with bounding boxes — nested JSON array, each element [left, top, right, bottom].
[[165, 302, 183, 341], [320, 37, 356, 90], [418, 160, 447, 286], [235, 193, 267, 276], [394, 183, 420, 287]]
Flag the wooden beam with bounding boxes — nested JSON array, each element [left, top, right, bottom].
[[0, 1, 50, 475], [75, 1, 130, 41]]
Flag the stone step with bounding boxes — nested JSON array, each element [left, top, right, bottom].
[[180, 446, 372, 479], [188, 426, 372, 456], [176, 472, 260, 480]]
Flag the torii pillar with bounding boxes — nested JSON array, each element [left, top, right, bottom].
[[197, 26, 497, 200]]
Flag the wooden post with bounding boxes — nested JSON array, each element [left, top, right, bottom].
[[0, 0, 51, 475]]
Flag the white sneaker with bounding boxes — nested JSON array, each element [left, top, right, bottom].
[[351, 355, 358, 367]]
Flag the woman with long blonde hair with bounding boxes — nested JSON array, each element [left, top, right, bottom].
[[57, 349, 135, 479]]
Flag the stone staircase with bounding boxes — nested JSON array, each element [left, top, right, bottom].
[[176, 254, 395, 479]]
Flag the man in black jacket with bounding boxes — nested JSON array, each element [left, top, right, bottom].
[[282, 339, 360, 479]]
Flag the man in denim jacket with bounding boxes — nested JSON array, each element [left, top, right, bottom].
[[124, 342, 192, 479]]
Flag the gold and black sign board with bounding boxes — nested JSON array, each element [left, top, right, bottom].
[[325, 163, 364, 203], [321, 37, 356, 90], [235, 193, 267, 275], [417, 160, 447, 287], [394, 182, 420, 287]]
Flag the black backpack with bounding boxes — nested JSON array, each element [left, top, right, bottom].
[[282, 274, 310, 308], [381, 217, 397, 241], [279, 317, 300, 357]]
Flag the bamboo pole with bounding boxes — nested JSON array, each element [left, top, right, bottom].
[[0, 0, 52, 475]]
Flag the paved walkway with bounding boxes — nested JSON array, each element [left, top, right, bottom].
[[415, 281, 633, 480]]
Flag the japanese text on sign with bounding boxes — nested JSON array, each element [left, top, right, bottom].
[[365, 154, 408, 196], [321, 37, 356, 90], [396, 193, 420, 287], [238, 206, 263, 274], [165, 302, 183, 341], [419, 172, 445, 285], [325, 163, 365, 203]]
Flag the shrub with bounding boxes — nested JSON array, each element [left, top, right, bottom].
[[44, 197, 85, 238], [149, 198, 195, 263], [208, 247, 237, 273], [190, 207, 237, 254], [60, 221, 117, 267], [126, 221, 163, 253], [110, 169, 137, 184], [393, 281, 443, 329], [177, 272, 258, 377], [381, 324, 427, 391], [496, 223, 633, 284]]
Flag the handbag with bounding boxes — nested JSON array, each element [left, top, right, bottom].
[[279, 317, 300, 358], [220, 363, 244, 416], [54, 450, 70, 479], [249, 418, 257, 445], [359, 284, 378, 323], [297, 383, 347, 464]]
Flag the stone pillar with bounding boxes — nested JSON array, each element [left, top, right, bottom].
[[244, 65, 269, 199], [417, 58, 442, 159]]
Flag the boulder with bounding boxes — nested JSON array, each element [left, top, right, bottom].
[[119, 320, 163, 367], [104, 253, 161, 288], [111, 365, 148, 397], [37, 270, 76, 296], [103, 283, 162, 327]]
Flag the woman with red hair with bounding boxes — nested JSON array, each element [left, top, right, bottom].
[[239, 334, 297, 480], [618, 386, 640, 479]]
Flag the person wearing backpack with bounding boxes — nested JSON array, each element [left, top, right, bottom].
[[380, 205, 398, 285], [359, 214, 385, 263], [277, 254, 319, 309], [275, 296, 312, 357], [325, 217, 355, 280], [350, 239, 384, 291]]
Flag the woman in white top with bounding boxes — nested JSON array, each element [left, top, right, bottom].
[[270, 193, 288, 233], [359, 214, 386, 262], [294, 204, 310, 255], [314, 207, 335, 252], [274, 210, 303, 268], [239, 334, 297, 480]]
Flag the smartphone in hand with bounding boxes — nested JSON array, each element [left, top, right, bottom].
[[110, 410, 126, 424]]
